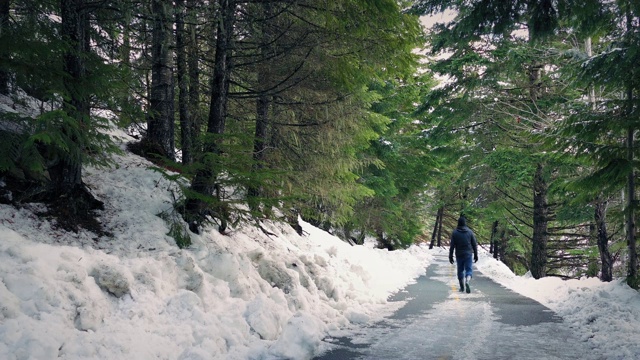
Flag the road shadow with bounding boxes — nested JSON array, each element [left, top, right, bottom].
[[314, 264, 448, 359]]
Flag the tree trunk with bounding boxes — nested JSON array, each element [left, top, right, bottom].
[[175, 0, 192, 165], [206, 0, 233, 141], [56, 0, 89, 195], [626, 124, 638, 288], [187, 0, 201, 144], [625, 6, 638, 288], [0, 0, 10, 94], [489, 220, 498, 255], [429, 207, 443, 249], [436, 208, 444, 247], [595, 199, 613, 282], [253, 95, 269, 166], [376, 229, 393, 250], [489, 220, 499, 257], [585, 37, 596, 110], [118, 4, 131, 67], [495, 227, 504, 260], [248, 2, 274, 210], [146, 0, 175, 160], [528, 64, 542, 103], [39, 0, 105, 229], [248, 94, 269, 202], [185, 0, 235, 233], [530, 163, 549, 279], [586, 220, 599, 278]]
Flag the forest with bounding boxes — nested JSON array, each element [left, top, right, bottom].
[[0, 0, 639, 289]]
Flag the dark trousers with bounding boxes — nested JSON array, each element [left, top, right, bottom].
[[456, 254, 473, 283]]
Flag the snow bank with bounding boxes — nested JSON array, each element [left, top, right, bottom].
[[473, 249, 640, 359], [0, 140, 432, 360]]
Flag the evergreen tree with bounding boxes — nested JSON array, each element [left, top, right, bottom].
[[0, 0, 135, 234], [413, 0, 595, 277], [548, 0, 640, 287], [184, 0, 234, 233], [352, 72, 438, 250], [144, 0, 175, 160], [182, 0, 422, 235]]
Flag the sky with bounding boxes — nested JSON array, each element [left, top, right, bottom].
[[1, 92, 640, 360]]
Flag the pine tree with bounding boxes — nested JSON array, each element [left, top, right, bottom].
[[549, 0, 640, 287], [175, 0, 192, 165], [414, 0, 590, 277], [144, 0, 175, 160], [0, 0, 128, 231], [181, 0, 422, 234], [184, 0, 234, 233], [352, 72, 438, 249]]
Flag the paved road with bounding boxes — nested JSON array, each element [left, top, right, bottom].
[[314, 253, 601, 360]]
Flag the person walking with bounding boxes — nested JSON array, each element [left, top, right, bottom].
[[449, 215, 478, 293]]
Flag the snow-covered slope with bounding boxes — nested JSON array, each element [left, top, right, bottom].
[[0, 132, 432, 359]]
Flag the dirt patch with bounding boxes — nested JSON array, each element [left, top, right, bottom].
[[1, 176, 110, 237], [39, 186, 109, 236]]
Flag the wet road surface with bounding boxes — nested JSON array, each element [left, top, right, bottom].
[[314, 254, 601, 360]]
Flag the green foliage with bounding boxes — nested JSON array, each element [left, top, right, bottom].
[[172, 0, 427, 235], [414, 0, 603, 278], [0, 108, 118, 185], [342, 71, 440, 249], [157, 206, 192, 249], [0, 0, 125, 197], [484, 149, 536, 187]]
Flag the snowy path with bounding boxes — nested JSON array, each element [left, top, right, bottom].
[[315, 254, 599, 360]]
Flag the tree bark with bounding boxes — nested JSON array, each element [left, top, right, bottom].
[[0, 0, 10, 94], [625, 6, 638, 289], [585, 37, 596, 110], [206, 0, 233, 141], [248, 1, 274, 209], [35, 0, 104, 228], [119, 5, 131, 67], [55, 0, 89, 194], [626, 123, 638, 288], [187, 0, 201, 144], [530, 163, 549, 279], [249, 94, 269, 201], [175, 0, 192, 165], [436, 208, 444, 247], [489, 220, 498, 255], [595, 199, 613, 282], [185, 0, 235, 233], [146, 0, 175, 160], [429, 207, 443, 249], [495, 227, 504, 260]]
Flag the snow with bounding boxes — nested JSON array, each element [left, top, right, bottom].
[[0, 90, 59, 119], [1, 95, 640, 359], [0, 127, 432, 359], [474, 252, 640, 359]]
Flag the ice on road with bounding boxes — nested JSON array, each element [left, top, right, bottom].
[[317, 255, 597, 360]]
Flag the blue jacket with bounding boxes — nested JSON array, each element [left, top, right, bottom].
[[449, 226, 478, 259]]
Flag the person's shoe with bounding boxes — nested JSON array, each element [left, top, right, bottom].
[[465, 282, 470, 293], [465, 275, 471, 293], [459, 286, 465, 292]]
